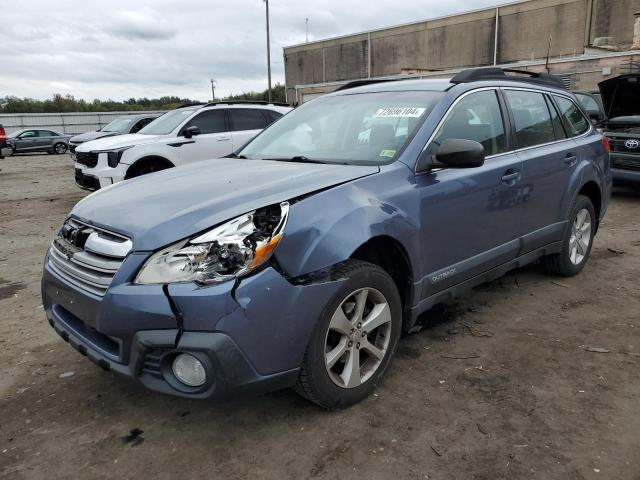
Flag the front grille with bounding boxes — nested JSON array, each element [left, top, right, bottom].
[[607, 136, 640, 154], [75, 151, 99, 167], [47, 218, 132, 297], [612, 157, 640, 171], [75, 168, 100, 190], [69, 144, 78, 154]]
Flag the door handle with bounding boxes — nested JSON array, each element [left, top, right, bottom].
[[501, 170, 521, 183], [217, 136, 231, 141], [564, 154, 578, 166]]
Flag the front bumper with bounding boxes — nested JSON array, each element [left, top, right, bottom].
[[610, 151, 640, 186], [75, 168, 101, 191], [42, 251, 345, 400], [74, 152, 125, 190]]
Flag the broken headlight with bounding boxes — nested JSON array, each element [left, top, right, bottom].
[[135, 202, 289, 285]]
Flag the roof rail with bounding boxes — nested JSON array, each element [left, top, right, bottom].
[[202, 100, 290, 107], [175, 103, 206, 109], [451, 68, 566, 89], [335, 78, 405, 91]]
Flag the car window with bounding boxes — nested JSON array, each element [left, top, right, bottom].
[[262, 110, 283, 126], [130, 119, 151, 134], [427, 90, 507, 157], [239, 91, 443, 165], [183, 110, 227, 134], [554, 96, 590, 137], [545, 96, 567, 140], [505, 90, 557, 149], [229, 109, 268, 131], [19, 130, 37, 138], [575, 93, 599, 113], [138, 109, 197, 135]]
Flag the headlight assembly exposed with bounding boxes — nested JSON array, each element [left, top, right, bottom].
[[135, 202, 289, 285]]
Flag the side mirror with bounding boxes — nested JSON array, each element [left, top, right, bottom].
[[417, 138, 485, 171], [182, 126, 201, 139]]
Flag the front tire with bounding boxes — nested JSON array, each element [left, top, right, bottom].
[[543, 194, 595, 277], [295, 260, 402, 409]]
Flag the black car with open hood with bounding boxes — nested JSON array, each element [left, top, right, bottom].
[[598, 74, 640, 188]]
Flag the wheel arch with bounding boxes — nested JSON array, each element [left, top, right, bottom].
[[577, 180, 602, 222], [350, 235, 415, 330], [124, 155, 175, 179]]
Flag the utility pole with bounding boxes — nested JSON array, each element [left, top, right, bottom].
[[264, 0, 272, 102], [306, 17, 309, 42], [210, 79, 216, 101]]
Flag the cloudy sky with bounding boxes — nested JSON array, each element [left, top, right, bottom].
[[1, 0, 499, 101]]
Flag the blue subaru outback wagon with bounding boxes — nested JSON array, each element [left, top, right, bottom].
[[42, 68, 611, 408]]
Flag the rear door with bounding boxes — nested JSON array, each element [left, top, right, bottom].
[[37, 130, 56, 150], [228, 108, 269, 151], [505, 89, 579, 252], [175, 109, 231, 165], [416, 88, 524, 297]]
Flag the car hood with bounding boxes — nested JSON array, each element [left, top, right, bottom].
[[599, 75, 640, 120], [71, 158, 379, 251], [76, 133, 162, 152], [70, 131, 117, 144]]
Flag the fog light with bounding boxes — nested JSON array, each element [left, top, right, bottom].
[[172, 353, 206, 387]]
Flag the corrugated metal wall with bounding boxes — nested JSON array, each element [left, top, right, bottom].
[[0, 111, 165, 135]]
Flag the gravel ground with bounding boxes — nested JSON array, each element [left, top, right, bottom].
[[1, 154, 639, 480]]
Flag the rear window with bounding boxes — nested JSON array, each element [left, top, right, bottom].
[[554, 96, 590, 137], [505, 90, 557, 149]]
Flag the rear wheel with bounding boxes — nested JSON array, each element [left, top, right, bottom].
[[543, 194, 595, 277], [295, 260, 402, 409], [53, 143, 67, 154]]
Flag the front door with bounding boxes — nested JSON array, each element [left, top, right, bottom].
[[16, 130, 38, 152], [415, 89, 523, 298], [176, 109, 232, 165]]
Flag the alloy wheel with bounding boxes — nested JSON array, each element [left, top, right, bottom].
[[324, 287, 392, 388], [55, 143, 67, 154], [569, 208, 592, 265]]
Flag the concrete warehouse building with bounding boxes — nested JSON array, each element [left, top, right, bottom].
[[283, 0, 640, 104]]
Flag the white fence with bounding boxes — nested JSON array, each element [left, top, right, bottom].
[[0, 111, 166, 135]]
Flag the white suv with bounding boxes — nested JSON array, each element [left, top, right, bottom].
[[73, 102, 291, 190]]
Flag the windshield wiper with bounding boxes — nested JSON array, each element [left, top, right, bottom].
[[263, 156, 329, 164], [226, 152, 248, 159]]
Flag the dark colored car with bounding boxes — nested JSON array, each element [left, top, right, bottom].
[[0, 124, 10, 158], [595, 75, 640, 188], [6, 129, 71, 154], [42, 68, 611, 408], [68, 113, 162, 158]]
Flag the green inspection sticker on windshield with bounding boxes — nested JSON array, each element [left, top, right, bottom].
[[379, 149, 396, 158]]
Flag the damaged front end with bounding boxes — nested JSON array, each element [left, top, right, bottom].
[[42, 201, 349, 400]]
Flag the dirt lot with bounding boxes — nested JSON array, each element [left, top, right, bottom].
[[1, 154, 639, 480]]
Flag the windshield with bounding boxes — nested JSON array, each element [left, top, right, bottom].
[[239, 91, 443, 165], [101, 118, 134, 133], [138, 109, 196, 135]]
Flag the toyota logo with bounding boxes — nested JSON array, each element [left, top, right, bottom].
[[625, 139, 639, 149]]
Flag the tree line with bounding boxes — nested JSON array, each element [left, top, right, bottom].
[[0, 84, 287, 113]]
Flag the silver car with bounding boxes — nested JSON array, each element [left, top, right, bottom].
[[6, 129, 72, 155]]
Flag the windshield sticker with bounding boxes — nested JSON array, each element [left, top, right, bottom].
[[379, 149, 396, 158], [373, 107, 426, 118]]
